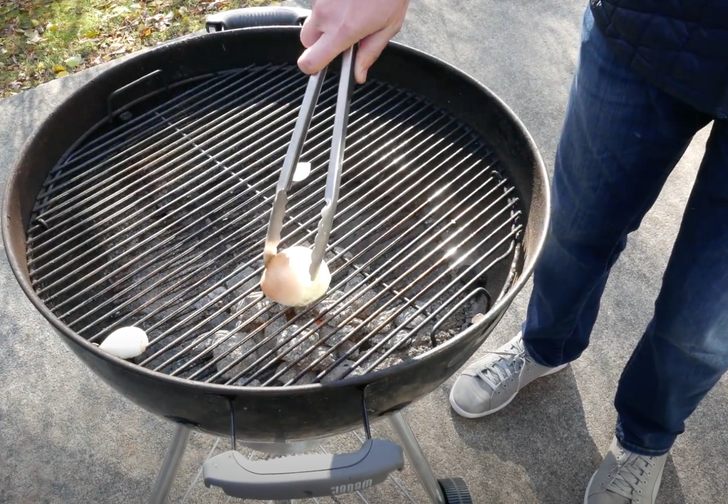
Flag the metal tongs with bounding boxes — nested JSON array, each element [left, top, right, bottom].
[[263, 47, 356, 279]]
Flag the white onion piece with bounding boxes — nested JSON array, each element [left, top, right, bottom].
[[260, 246, 331, 307], [292, 161, 311, 182], [99, 326, 149, 359]]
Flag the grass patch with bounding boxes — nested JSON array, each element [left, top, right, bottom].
[[0, 0, 273, 98]]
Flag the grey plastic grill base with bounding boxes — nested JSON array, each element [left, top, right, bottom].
[[174, 425, 429, 503]]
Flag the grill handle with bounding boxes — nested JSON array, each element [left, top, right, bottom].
[[205, 6, 309, 32], [203, 439, 403, 499]]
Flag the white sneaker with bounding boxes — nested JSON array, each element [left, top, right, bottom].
[[449, 333, 567, 418], [584, 437, 667, 503]]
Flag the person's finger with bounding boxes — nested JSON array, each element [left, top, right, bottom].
[[298, 28, 357, 75], [299, 15, 322, 49], [354, 27, 394, 83]]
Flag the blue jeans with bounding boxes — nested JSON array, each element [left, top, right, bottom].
[[522, 8, 728, 456]]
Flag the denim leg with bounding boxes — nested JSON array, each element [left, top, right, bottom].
[[614, 120, 728, 455], [522, 8, 711, 367]]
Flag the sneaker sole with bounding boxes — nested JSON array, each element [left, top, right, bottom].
[[449, 363, 568, 419], [583, 472, 597, 504]]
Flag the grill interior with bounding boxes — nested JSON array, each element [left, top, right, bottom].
[[26, 64, 524, 387]]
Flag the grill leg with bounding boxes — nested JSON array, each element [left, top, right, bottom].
[[389, 412, 446, 504], [149, 425, 191, 504]]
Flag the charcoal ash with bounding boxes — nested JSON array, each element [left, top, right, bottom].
[[211, 329, 260, 379], [368, 329, 412, 351], [276, 325, 321, 366], [234, 377, 262, 387], [369, 355, 402, 373], [394, 305, 427, 328], [274, 362, 318, 385], [319, 323, 361, 357], [189, 285, 236, 330], [274, 361, 299, 385], [167, 254, 480, 385], [344, 274, 377, 313], [234, 291, 273, 325], [314, 291, 358, 326], [326, 246, 354, 270], [332, 339, 360, 360], [262, 314, 288, 352], [362, 307, 398, 334], [320, 359, 356, 383], [226, 264, 261, 293]]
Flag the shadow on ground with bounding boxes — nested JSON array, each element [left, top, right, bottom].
[[444, 367, 687, 503]]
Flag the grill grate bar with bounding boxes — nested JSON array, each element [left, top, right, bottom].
[[175, 143, 488, 380], [59, 88, 412, 328], [30, 81, 403, 295], [337, 220, 521, 380], [265, 190, 519, 385], [292, 206, 519, 384], [31, 65, 284, 215], [61, 69, 254, 167], [359, 234, 520, 377], [44, 69, 252, 188], [31, 67, 290, 230], [52, 90, 434, 327], [28, 77, 357, 276], [217, 167, 505, 385], [28, 77, 309, 264], [156, 148, 484, 376], [26, 65, 528, 388], [136, 114, 464, 368], [28, 67, 314, 250]]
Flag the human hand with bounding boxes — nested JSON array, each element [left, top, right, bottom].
[[298, 0, 410, 84]]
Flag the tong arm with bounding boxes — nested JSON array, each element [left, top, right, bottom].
[[263, 46, 356, 276], [309, 46, 355, 278], [264, 69, 327, 265]]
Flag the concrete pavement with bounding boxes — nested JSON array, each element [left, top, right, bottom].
[[1, 1, 725, 502]]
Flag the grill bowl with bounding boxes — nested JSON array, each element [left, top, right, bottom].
[[2, 27, 548, 440]]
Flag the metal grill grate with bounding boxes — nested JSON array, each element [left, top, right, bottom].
[[26, 64, 524, 386]]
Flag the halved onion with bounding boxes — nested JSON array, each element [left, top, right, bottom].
[[261, 246, 331, 307]]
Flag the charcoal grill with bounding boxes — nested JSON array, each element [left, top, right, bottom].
[[2, 7, 549, 503]]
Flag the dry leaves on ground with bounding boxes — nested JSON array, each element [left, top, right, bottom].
[[0, 0, 273, 98]]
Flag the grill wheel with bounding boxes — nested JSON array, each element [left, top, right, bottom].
[[439, 477, 474, 504]]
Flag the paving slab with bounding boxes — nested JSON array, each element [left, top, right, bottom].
[[1, 1, 725, 503]]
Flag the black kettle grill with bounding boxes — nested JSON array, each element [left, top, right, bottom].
[[2, 7, 549, 503]]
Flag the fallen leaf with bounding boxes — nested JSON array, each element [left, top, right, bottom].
[[52, 64, 66, 74], [64, 55, 82, 68], [111, 6, 131, 16], [25, 29, 42, 44]]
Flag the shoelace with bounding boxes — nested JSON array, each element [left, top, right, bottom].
[[606, 450, 654, 499], [476, 346, 527, 390]]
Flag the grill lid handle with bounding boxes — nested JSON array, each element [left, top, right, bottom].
[[206, 7, 309, 32], [203, 439, 403, 499]]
